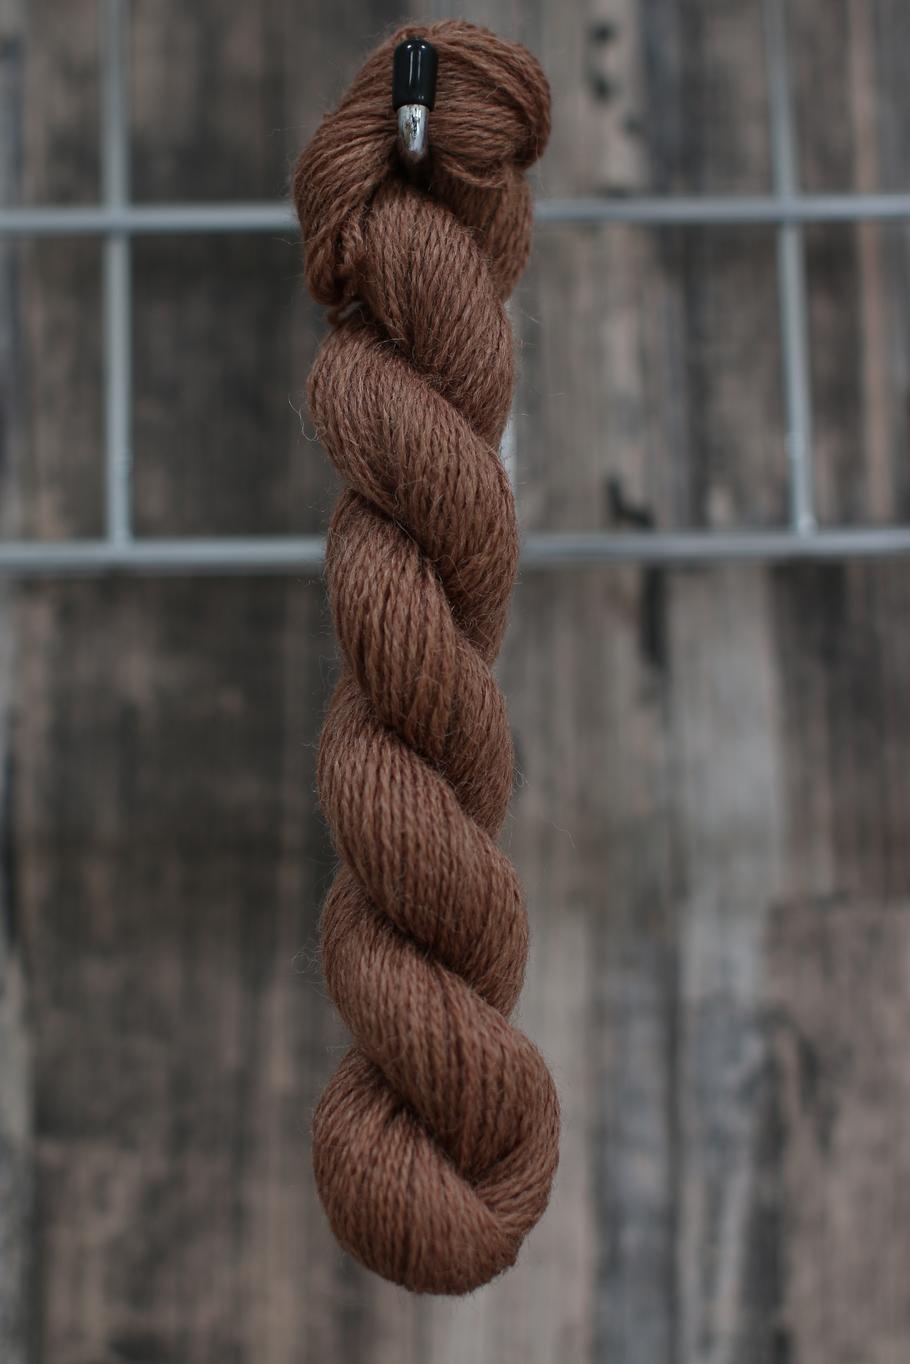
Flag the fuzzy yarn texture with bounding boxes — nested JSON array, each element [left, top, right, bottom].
[[294, 19, 559, 1295]]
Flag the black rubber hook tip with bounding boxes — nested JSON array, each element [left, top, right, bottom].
[[392, 38, 438, 111]]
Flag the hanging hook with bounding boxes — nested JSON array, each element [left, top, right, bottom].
[[393, 37, 438, 166]]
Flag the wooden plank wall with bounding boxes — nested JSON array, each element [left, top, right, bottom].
[[2, 1, 910, 1361]]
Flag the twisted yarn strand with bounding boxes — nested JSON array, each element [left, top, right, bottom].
[[295, 20, 559, 1295]]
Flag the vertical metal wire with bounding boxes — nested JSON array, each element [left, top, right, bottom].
[[500, 412, 517, 489], [501, 300, 518, 491], [102, 0, 132, 543], [764, 0, 816, 532]]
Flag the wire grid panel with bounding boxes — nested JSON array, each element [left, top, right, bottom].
[[2, 0, 910, 576]]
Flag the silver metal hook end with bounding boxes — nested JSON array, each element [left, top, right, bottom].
[[397, 104, 430, 165]]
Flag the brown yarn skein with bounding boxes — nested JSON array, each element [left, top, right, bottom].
[[294, 20, 559, 1295]]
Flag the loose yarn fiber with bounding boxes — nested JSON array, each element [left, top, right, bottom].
[[294, 20, 559, 1295]]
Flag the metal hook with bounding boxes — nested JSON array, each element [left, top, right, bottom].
[[393, 37, 438, 166]]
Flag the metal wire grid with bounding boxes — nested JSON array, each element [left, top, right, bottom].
[[1, 0, 909, 576]]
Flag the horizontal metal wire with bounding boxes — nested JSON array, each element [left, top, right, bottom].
[[4, 193, 910, 237], [0, 528, 907, 577]]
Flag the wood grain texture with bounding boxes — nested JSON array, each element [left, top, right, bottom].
[[0, 599, 28, 1364], [796, 0, 910, 525], [4, 2, 910, 1362], [0, 6, 30, 1362]]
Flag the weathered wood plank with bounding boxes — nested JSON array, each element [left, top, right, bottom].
[[667, 566, 786, 1364], [796, 0, 910, 525], [0, 6, 30, 1362], [767, 896, 910, 1364], [514, 0, 786, 538], [499, 8, 790, 1364], [14, 0, 100, 206], [0, 599, 28, 1364], [16, 576, 348, 1364]]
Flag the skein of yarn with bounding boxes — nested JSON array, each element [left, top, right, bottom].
[[294, 20, 559, 1295]]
